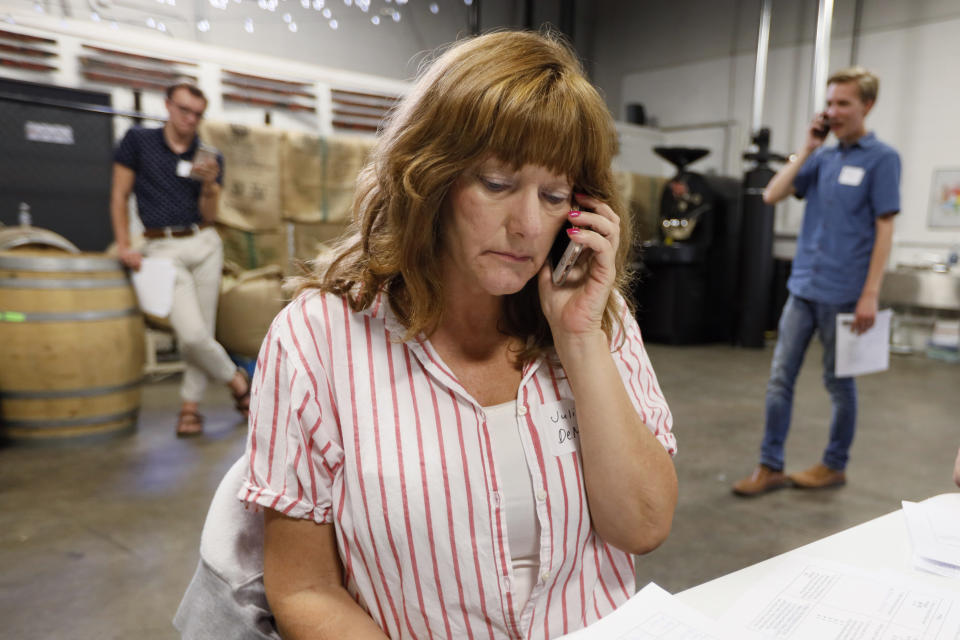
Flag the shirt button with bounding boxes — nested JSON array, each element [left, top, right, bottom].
[[517, 405, 528, 417], [502, 577, 512, 591], [492, 492, 502, 507], [536, 489, 547, 502], [541, 571, 551, 582]]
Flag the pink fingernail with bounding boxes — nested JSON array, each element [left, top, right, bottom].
[[566, 228, 580, 236], [568, 210, 581, 218]]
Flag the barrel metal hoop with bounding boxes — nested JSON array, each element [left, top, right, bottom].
[[0, 236, 80, 253], [0, 378, 144, 399], [1, 408, 140, 429], [0, 307, 139, 322], [0, 255, 123, 272], [0, 278, 129, 289]]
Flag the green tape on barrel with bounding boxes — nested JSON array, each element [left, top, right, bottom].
[[0, 308, 138, 323]]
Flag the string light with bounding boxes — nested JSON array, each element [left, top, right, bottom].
[[76, 0, 451, 37]]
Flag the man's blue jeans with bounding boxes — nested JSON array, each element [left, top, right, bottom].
[[760, 294, 858, 472]]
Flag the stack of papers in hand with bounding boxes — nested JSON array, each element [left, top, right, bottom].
[[903, 500, 960, 577]]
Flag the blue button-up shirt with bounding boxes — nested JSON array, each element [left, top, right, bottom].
[[114, 126, 224, 229], [788, 131, 900, 304]]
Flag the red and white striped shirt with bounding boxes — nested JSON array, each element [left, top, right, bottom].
[[240, 289, 676, 640]]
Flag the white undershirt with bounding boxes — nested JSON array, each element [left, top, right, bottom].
[[484, 400, 541, 609]]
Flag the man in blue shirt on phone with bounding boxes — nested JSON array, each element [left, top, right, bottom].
[[733, 66, 901, 496]]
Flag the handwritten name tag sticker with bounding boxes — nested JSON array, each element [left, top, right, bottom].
[[838, 165, 865, 186], [176, 159, 194, 177], [541, 400, 579, 457]]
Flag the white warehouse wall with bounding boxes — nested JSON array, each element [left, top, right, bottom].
[[603, 0, 960, 264]]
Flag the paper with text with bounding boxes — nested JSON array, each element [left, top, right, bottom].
[[835, 309, 891, 377], [720, 555, 960, 639], [903, 500, 960, 576], [557, 582, 760, 640], [130, 257, 176, 318]]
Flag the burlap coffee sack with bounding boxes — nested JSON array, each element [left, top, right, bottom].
[[216, 224, 288, 271], [201, 121, 284, 232], [281, 131, 324, 223], [630, 174, 667, 244], [287, 220, 351, 274], [216, 265, 288, 358]]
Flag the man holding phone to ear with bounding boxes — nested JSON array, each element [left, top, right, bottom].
[[733, 66, 900, 496]]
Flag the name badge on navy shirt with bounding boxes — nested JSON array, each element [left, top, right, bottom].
[[838, 165, 865, 186], [542, 399, 579, 456], [176, 159, 193, 177]]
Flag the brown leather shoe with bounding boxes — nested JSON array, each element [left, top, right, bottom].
[[789, 462, 846, 489], [732, 464, 789, 496]]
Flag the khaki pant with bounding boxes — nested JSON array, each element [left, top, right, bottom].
[[144, 228, 237, 403]]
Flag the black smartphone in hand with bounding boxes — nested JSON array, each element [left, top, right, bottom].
[[813, 112, 830, 139]]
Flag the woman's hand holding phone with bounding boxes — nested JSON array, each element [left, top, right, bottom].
[[539, 192, 621, 340]]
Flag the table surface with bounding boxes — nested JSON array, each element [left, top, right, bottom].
[[675, 492, 960, 619]]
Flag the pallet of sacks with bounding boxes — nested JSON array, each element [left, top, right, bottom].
[[202, 122, 374, 369]]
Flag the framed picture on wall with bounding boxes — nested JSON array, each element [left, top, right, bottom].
[[928, 168, 960, 228]]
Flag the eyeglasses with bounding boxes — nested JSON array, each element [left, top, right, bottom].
[[170, 101, 205, 119]]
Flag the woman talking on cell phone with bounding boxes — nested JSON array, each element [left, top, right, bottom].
[[240, 29, 678, 639]]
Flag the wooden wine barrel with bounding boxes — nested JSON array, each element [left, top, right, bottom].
[[0, 250, 145, 445]]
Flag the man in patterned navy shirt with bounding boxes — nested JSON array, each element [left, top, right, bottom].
[[110, 83, 250, 437]]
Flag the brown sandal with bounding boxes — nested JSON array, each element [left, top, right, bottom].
[[176, 410, 204, 438], [232, 369, 251, 418]]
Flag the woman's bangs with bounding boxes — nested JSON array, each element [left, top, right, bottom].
[[483, 79, 599, 182]]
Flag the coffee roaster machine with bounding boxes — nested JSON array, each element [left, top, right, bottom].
[[631, 146, 742, 344]]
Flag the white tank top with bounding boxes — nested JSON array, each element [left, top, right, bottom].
[[484, 400, 540, 609]]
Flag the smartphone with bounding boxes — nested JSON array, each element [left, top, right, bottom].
[[189, 144, 218, 181], [813, 112, 830, 139], [550, 219, 585, 286]]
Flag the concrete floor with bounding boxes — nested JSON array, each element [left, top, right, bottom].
[[1, 342, 958, 639]]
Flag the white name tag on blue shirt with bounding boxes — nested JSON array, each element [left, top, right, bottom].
[[838, 165, 865, 186], [176, 159, 193, 177], [541, 399, 579, 456]]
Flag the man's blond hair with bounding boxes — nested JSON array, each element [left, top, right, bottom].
[[828, 66, 878, 104]]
